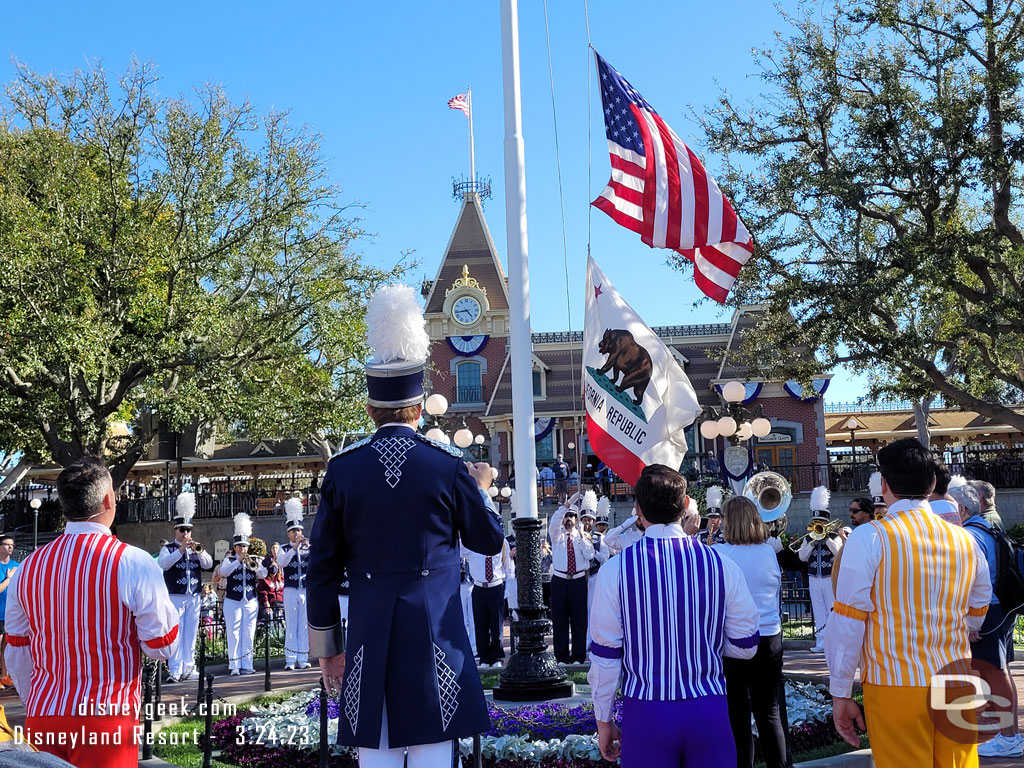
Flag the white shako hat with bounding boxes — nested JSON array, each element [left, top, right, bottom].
[[285, 497, 304, 532], [705, 486, 724, 518], [810, 486, 831, 520], [173, 492, 196, 529], [869, 472, 885, 507], [364, 285, 431, 408], [580, 490, 599, 519], [232, 512, 253, 546]]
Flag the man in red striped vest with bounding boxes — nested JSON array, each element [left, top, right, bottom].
[[4, 456, 180, 768]]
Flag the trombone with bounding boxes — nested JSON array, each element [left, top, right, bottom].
[[788, 518, 844, 551]]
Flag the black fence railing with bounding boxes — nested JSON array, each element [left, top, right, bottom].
[[456, 385, 483, 403], [115, 491, 320, 526]]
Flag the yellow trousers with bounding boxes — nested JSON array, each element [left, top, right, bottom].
[[863, 683, 978, 768]]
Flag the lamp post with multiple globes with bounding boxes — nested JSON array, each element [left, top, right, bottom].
[[698, 380, 773, 450]]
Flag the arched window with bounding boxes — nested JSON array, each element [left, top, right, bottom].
[[456, 361, 482, 403]]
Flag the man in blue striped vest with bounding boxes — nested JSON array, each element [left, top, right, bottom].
[[588, 464, 760, 767]]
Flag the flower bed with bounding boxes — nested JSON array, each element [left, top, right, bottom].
[[210, 681, 836, 767]]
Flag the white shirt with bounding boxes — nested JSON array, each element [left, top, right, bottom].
[[157, 539, 214, 572], [824, 500, 992, 698], [603, 516, 643, 555], [462, 539, 514, 586], [549, 504, 595, 575], [715, 542, 783, 635], [587, 523, 759, 721]]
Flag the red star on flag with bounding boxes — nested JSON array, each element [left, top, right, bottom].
[[595, 284, 603, 300]]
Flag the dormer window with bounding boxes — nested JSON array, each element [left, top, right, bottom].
[[532, 355, 549, 400]]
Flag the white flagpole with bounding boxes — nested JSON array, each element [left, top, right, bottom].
[[500, 0, 538, 520], [467, 85, 476, 185]]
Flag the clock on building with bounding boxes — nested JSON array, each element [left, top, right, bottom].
[[451, 295, 482, 326]]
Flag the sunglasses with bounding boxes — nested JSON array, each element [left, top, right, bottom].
[[849, 507, 866, 514]]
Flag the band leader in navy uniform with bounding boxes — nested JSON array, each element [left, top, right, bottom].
[[306, 285, 504, 768]]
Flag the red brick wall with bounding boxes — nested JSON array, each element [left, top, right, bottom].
[[757, 396, 823, 466], [427, 335, 508, 406]]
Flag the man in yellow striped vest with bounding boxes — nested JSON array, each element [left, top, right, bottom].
[[826, 438, 992, 767]]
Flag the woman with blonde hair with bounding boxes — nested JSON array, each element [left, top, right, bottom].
[[715, 495, 787, 768]]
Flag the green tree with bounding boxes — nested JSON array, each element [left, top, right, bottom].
[[683, 0, 1024, 428], [0, 60, 403, 486]]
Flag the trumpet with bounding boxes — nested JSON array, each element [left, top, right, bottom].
[[185, 537, 204, 554], [788, 518, 844, 551], [245, 555, 261, 571]]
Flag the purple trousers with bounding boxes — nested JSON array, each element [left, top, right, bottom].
[[621, 695, 736, 768]]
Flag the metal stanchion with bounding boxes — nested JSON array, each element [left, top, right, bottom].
[[154, 661, 162, 721], [264, 619, 272, 692], [202, 674, 215, 768], [318, 679, 329, 768], [141, 664, 154, 760], [197, 620, 208, 705], [473, 734, 482, 768]]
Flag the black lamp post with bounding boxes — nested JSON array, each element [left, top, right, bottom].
[[29, 498, 41, 550], [846, 417, 860, 488]]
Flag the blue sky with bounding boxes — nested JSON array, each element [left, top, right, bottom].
[[1, 0, 867, 402]]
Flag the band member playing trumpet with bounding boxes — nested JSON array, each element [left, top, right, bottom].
[[277, 498, 311, 670], [796, 487, 842, 653], [158, 491, 213, 681], [221, 513, 267, 675], [699, 486, 726, 546]]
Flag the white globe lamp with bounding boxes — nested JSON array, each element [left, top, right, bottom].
[[487, 486, 499, 498], [736, 422, 753, 441], [500, 486, 512, 499], [425, 394, 449, 417], [454, 428, 474, 449], [717, 416, 738, 437], [474, 434, 485, 445], [425, 427, 446, 443], [751, 418, 772, 438], [700, 420, 720, 440], [722, 381, 747, 403]]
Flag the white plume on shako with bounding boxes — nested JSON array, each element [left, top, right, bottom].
[[175, 492, 196, 525], [233, 512, 253, 539], [284, 497, 303, 525], [582, 490, 599, 513], [365, 284, 430, 365], [869, 471, 884, 499], [705, 486, 724, 511], [810, 486, 831, 515]]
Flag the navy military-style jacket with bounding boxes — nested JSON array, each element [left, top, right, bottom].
[[280, 543, 311, 589], [162, 543, 204, 596], [224, 558, 260, 602], [307, 424, 504, 749]]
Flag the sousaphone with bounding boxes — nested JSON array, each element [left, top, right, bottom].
[[742, 471, 792, 537]]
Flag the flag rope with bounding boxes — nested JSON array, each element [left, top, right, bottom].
[[542, 0, 586, 478]]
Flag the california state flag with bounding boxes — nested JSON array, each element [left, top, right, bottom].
[[584, 256, 701, 484]]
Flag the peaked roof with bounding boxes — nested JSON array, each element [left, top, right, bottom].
[[424, 194, 510, 314]]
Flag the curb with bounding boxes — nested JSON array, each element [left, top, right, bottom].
[[795, 748, 873, 767]]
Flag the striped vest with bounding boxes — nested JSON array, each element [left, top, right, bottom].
[[862, 507, 978, 687], [619, 536, 727, 700], [18, 533, 141, 717]]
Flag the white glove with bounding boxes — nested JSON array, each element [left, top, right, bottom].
[[566, 492, 583, 511]]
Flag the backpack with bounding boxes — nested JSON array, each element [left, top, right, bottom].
[[964, 520, 1024, 613]]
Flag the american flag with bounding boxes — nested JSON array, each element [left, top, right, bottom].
[[448, 93, 469, 117], [591, 52, 753, 303]]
